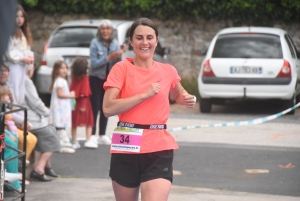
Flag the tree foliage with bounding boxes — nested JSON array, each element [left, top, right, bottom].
[[22, 0, 300, 25]]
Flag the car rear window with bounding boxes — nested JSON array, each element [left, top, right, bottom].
[[49, 27, 98, 48], [212, 33, 283, 59]]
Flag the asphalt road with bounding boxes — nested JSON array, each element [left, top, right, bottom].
[[49, 101, 300, 197], [50, 141, 300, 197]]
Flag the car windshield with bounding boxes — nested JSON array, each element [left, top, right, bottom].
[[49, 26, 115, 48], [212, 33, 283, 59]]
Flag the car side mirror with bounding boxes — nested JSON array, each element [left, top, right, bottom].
[[201, 46, 208, 55], [163, 47, 170, 55]]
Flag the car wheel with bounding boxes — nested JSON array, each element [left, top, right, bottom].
[[39, 93, 51, 107], [199, 98, 212, 113], [284, 92, 296, 115], [296, 94, 300, 103]]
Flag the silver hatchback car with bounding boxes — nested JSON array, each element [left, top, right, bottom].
[[35, 19, 173, 104]]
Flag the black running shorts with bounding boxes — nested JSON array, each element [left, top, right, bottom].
[[109, 150, 174, 188]]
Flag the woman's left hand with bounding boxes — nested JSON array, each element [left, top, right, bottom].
[[182, 94, 196, 108]]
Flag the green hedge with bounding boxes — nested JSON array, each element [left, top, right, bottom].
[[23, 0, 300, 25]]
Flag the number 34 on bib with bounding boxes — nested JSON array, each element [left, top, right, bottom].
[[111, 127, 144, 153]]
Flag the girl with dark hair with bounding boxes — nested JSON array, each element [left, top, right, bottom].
[[7, 4, 34, 105], [89, 19, 127, 145], [70, 57, 95, 149], [103, 18, 196, 201]]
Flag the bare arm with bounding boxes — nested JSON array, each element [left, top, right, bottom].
[[103, 82, 161, 117], [57, 88, 75, 99], [170, 82, 196, 108]]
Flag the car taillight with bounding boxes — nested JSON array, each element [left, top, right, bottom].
[[40, 41, 49, 66], [202, 59, 215, 76], [277, 60, 291, 77]]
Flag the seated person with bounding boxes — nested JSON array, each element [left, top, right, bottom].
[[0, 62, 37, 164], [23, 68, 74, 182], [0, 85, 18, 134], [4, 129, 21, 191]]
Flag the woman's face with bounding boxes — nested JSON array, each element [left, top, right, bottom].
[[131, 25, 158, 60], [100, 26, 113, 42], [16, 10, 25, 27]]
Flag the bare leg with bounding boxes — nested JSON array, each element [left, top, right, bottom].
[[71, 127, 77, 143], [141, 178, 171, 201], [45, 159, 51, 168], [112, 180, 139, 201], [34, 152, 53, 174], [86, 126, 92, 141]]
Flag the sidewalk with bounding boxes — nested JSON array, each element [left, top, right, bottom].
[[18, 178, 299, 201], [5, 104, 300, 200]]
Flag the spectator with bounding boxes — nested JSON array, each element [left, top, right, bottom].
[[0, 85, 22, 191], [70, 57, 96, 149], [0, 62, 37, 164], [49, 60, 75, 150], [4, 130, 22, 191], [7, 4, 34, 105], [89, 19, 127, 145], [23, 69, 66, 181], [0, 86, 18, 134]]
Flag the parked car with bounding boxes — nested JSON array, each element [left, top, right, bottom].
[[35, 19, 174, 105], [198, 27, 300, 114]]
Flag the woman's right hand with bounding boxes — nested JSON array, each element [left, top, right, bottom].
[[22, 56, 34, 65], [142, 82, 161, 99]]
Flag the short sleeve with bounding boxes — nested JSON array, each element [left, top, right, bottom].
[[54, 78, 67, 89], [103, 61, 126, 90], [170, 65, 181, 88]]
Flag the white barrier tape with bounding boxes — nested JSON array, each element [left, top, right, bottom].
[[167, 102, 300, 132]]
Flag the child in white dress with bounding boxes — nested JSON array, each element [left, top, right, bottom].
[[49, 60, 75, 149]]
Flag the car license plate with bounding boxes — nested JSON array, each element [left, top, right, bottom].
[[230, 66, 262, 74]]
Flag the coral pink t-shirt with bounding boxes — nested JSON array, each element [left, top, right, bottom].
[[104, 58, 180, 153]]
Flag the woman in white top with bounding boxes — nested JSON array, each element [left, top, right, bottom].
[[7, 4, 34, 105]]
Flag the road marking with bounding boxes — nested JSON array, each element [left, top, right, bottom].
[[245, 169, 269, 174], [268, 134, 284, 140], [279, 163, 295, 169], [173, 170, 182, 176]]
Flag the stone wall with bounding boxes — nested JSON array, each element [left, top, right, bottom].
[[27, 11, 300, 79]]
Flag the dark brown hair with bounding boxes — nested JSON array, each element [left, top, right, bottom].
[[129, 18, 158, 40], [14, 5, 32, 47], [49, 60, 68, 92], [71, 57, 88, 80]]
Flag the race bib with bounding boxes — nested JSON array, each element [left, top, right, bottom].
[[111, 127, 144, 153]]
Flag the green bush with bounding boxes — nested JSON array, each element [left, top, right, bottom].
[[180, 77, 200, 102], [22, 0, 300, 26]]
